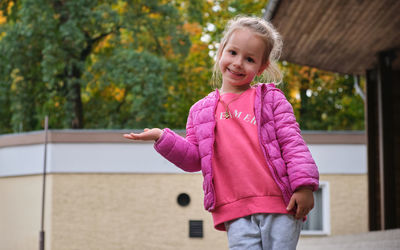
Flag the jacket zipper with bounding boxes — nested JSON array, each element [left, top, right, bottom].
[[255, 86, 291, 206], [208, 90, 220, 211]]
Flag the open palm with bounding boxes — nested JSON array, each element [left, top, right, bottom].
[[123, 128, 163, 141]]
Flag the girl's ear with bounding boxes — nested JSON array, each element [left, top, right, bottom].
[[257, 61, 269, 76]]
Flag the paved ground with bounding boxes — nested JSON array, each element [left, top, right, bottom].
[[297, 229, 400, 250]]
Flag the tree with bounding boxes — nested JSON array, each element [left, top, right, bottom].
[[0, 0, 365, 133], [0, 0, 191, 132], [280, 62, 365, 130]]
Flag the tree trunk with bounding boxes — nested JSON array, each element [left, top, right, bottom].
[[71, 81, 83, 128], [70, 64, 84, 129]]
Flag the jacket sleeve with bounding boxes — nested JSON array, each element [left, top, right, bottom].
[[153, 109, 201, 172], [272, 90, 319, 192]]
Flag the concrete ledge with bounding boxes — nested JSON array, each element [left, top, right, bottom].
[[298, 229, 400, 250], [0, 130, 366, 148], [0, 130, 367, 177]]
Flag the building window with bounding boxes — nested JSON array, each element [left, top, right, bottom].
[[301, 181, 330, 235]]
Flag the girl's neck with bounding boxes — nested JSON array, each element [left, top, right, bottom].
[[220, 83, 251, 95]]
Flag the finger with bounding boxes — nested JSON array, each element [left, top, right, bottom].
[[123, 134, 134, 139], [144, 128, 150, 132], [297, 208, 308, 219], [126, 132, 146, 140], [131, 132, 156, 141], [287, 197, 296, 211], [131, 132, 145, 139], [295, 204, 304, 219]]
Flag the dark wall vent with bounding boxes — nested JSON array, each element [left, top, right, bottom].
[[189, 220, 203, 238], [177, 193, 190, 207]]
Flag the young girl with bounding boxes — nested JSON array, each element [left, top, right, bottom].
[[124, 16, 319, 250]]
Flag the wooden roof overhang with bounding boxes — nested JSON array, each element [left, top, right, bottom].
[[264, 0, 400, 231], [264, 0, 400, 75]]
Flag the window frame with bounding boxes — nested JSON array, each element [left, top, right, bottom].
[[301, 181, 331, 236]]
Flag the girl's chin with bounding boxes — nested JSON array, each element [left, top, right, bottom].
[[222, 81, 252, 89], [223, 77, 252, 86]]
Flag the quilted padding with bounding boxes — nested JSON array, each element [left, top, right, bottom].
[[154, 83, 319, 211]]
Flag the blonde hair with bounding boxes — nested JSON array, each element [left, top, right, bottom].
[[211, 15, 283, 88]]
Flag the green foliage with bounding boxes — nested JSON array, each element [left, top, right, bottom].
[[280, 63, 365, 130], [84, 49, 169, 128], [0, 0, 191, 132], [0, 0, 365, 133]]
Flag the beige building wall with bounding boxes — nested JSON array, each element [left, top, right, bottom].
[[0, 175, 52, 250], [50, 173, 227, 250], [319, 174, 368, 235], [0, 131, 368, 249], [49, 173, 368, 250], [0, 172, 369, 250]]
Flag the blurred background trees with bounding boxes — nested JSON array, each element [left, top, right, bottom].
[[0, 0, 364, 134]]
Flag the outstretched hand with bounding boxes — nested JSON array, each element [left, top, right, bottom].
[[287, 187, 314, 220], [123, 128, 163, 141]]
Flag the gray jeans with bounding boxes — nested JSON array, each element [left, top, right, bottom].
[[224, 214, 303, 250]]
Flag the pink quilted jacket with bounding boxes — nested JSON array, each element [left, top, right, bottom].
[[154, 83, 319, 211]]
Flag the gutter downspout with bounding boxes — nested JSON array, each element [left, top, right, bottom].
[[263, 0, 281, 21], [354, 75, 366, 102]]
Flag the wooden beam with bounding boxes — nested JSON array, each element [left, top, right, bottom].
[[366, 68, 381, 231], [377, 50, 397, 229]]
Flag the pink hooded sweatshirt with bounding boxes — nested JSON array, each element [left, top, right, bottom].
[[154, 83, 319, 212]]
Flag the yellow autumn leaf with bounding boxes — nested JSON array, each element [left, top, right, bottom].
[[149, 13, 160, 19], [7, 1, 14, 14], [0, 11, 6, 24], [112, 1, 128, 14]]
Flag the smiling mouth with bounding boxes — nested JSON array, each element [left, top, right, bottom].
[[227, 68, 245, 77]]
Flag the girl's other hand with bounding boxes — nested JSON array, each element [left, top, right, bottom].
[[123, 128, 163, 141], [286, 187, 314, 220]]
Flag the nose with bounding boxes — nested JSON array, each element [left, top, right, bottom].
[[232, 56, 243, 68]]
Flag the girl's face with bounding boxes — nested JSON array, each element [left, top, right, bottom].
[[219, 28, 267, 93]]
